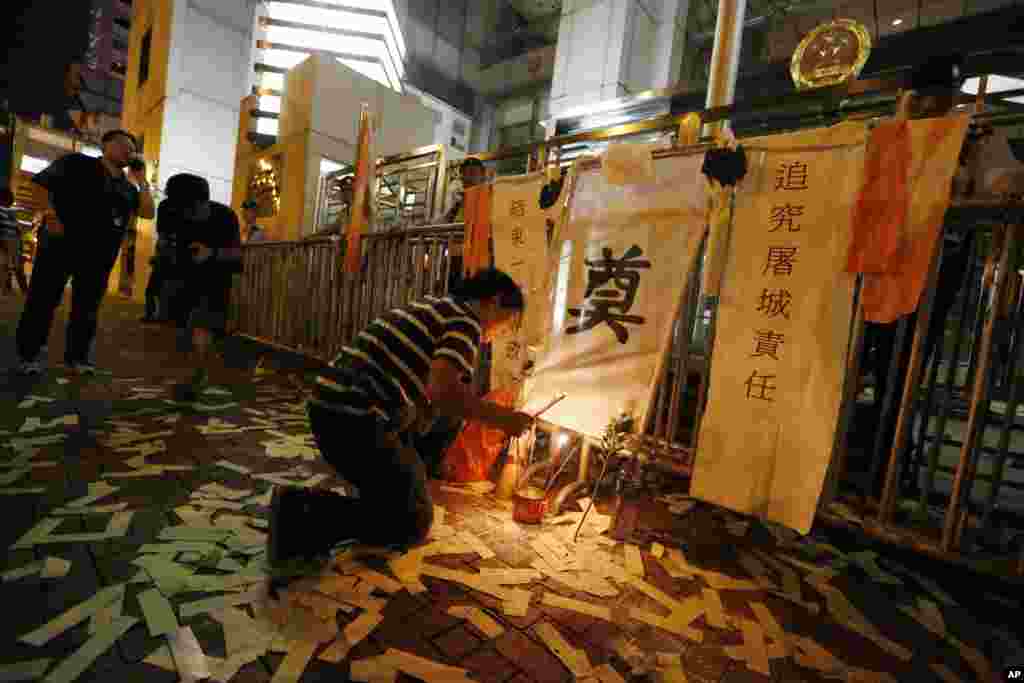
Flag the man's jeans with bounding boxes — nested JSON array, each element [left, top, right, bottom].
[[16, 229, 123, 365], [308, 402, 435, 549]]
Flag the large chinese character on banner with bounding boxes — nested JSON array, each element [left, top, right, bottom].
[[490, 173, 559, 396], [522, 153, 708, 439], [692, 122, 867, 534]]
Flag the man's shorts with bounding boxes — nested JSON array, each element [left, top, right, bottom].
[[165, 278, 230, 352]]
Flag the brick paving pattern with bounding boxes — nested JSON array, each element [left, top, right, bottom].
[[0, 294, 1020, 682]]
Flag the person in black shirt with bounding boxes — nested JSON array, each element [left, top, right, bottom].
[[14, 129, 155, 375], [159, 173, 243, 401]]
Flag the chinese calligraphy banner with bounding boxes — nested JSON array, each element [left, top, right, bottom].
[[521, 152, 708, 439], [691, 122, 867, 534], [490, 172, 557, 395]]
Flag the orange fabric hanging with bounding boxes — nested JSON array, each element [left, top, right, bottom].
[[462, 184, 493, 278], [861, 114, 970, 323], [846, 120, 910, 274], [344, 109, 373, 274], [442, 388, 515, 482]]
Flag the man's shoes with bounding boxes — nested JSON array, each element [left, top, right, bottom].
[[268, 486, 315, 569], [70, 362, 97, 376], [16, 358, 43, 376], [268, 486, 350, 571], [172, 382, 199, 402]]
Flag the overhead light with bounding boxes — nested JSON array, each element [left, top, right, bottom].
[[962, 75, 1024, 95], [20, 155, 51, 174], [320, 158, 344, 174], [1006, 96, 1024, 105], [80, 146, 102, 158], [891, 18, 903, 25]]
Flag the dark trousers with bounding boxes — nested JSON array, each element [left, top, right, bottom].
[[861, 232, 975, 494], [144, 263, 164, 319], [308, 403, 435, 548], [15, 229, 123, 365]]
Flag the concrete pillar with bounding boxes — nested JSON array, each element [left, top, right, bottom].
[[160, 0, 255, 204], [704, 0, 746, 136], [548, 0, 690, 122]]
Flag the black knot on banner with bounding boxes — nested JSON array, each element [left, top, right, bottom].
[[701, 146, 748, 187], [539, 167, 568, 209]]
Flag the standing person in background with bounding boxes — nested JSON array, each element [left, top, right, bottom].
[[14, 129, 155, 375], [0, 187, 21, 295], [444, 157, 487, 292], [159, 173, 243, 401], [141, 205, 178, 323], [240, 199, 266, 243]]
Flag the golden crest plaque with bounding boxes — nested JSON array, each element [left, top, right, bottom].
[[791, 19, 872, 90]]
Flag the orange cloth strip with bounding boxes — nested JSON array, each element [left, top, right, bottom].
[[846, 120, 910, 274], [861, 115, 969, 323], [344, 111, 372, 274], [462, 184, 493, 278]]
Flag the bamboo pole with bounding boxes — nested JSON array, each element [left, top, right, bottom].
[[879, 236, 945, 524], [703, 0, 747, 138], [941, 222, 1018, 551], [982, 297, 1024, 531], [821, 279, 865, 508]]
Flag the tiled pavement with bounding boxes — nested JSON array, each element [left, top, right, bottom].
[[0, 292, 1021, 683]]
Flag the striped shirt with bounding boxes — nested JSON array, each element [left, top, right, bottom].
[[310, 296, 482, 425]]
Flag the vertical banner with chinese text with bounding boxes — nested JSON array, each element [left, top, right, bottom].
[[691, 122, 867, 534], [490, 173, 554, 398], [521, 153, 708, 439]]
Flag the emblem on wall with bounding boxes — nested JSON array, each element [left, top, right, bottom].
[[791, 19, 872, 91]]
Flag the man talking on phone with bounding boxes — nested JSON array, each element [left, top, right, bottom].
[[14, 129, 155, 375]]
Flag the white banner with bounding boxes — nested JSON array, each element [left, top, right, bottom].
[[489, 173, 556, 397], [522, 152, 708, 439], [691, 122, 867, 534]]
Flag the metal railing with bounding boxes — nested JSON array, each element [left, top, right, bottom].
[[229, 225, 464, 361]]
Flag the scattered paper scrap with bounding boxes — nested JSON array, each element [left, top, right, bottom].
[[624, 544, 645, 577], [0, 487, 46, 496], [39, 617, 137, 683], [137, 588, 179, 637], [88, 596, 124, 636], [271, 639, 317, 682], [593, 663, 627, 683], [168, 626, 213, 681], [0, 658, 53, 681], [17, 396, 56, 409], [19, 415, 78, 432], [40, 557, 72, 579], [534, 622, 592, 678], [541, 593, 612, 622], [448, 605, 505, 638]]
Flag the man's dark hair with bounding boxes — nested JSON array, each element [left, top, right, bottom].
[[460, 157, 485, 172], [101, 129, 138, 149], [0, 187, 14, 207], [451, 268, 524, 310], [165, 173, 210, 204]]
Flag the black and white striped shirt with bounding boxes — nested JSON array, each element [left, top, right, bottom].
[[310, 296, 482, 425]]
